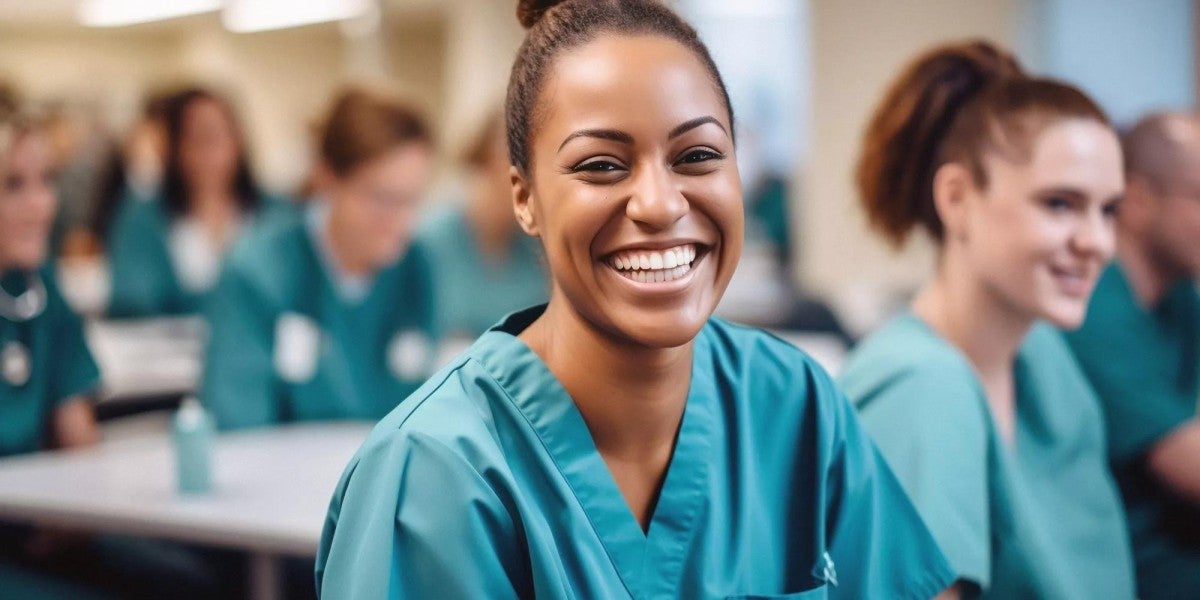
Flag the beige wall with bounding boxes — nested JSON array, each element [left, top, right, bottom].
[[0, 8, 457, 194], [801, 0, 1021, 333]]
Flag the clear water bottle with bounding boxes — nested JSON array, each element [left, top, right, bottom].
[[172, 397, 214, 495]]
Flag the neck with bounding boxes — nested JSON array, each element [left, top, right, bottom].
[[914, 257, 1032, 443], [323, 213, 372, 277], [1116, 230, 1180, 308], [519, 293, 692, 461]]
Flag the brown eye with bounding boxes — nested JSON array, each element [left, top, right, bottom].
[[572, 159, 623, 173], [675, 148, 723, 165], [1044, 195, 1072, 212]]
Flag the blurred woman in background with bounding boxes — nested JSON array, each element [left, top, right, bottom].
[[0, 105, 229, 600], [106, 86, 289, 318], [201, 86, 438, 430], [415, 110, 547, 343], [839, 41, 1134, 599]]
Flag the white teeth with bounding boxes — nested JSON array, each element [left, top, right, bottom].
[[605, 243, 702, 285], [663, 251, 678, 269]]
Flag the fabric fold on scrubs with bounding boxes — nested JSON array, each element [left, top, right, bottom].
[[200, 203, 438, 430], [841, 313, 1135, 600], [316, 305, 954, 599], [1065, 263, 1200, 600]]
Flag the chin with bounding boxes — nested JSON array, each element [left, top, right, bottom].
[[1038, 300, 1088, 330], [606, 308, 710, 349]]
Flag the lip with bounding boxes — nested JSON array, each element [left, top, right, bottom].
[[1049, 264, 1095, 298], [600, 238, 712, 256]]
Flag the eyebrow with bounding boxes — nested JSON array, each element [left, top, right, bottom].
[[668, 116, 726, 139], [556, 115, 727, 153]]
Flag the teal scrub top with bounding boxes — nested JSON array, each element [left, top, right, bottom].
[[840, 314, 1135, 599], [106, 194, 293, 318], [0, 266, 100, 458], [414, 208, 548, 338], [316, 306, 955, 599], [199, 206, 439, 430], [1065, 263, 1200, 599]]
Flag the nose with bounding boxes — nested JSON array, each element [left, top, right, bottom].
[[1071, 208, 1114, 260], [625, 163, 688, 230]]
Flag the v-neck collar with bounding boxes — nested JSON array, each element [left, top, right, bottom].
[[474, 306, 715, 597]]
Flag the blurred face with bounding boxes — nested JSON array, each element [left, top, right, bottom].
[[179, 98, 240, 196], [327, 143, 433, 270], [473, 122, 518, 230], [957, 119, 1123, 328], [0, 133, 57, 270], [1147, 159, 1200, 278], [515, 34, 743, 348]]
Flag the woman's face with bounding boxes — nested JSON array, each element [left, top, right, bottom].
[[179, 98, 241, 197], [957, 119, 1123, 329], [0, 132, 56, 270], [328, 142, 433, 270], [515, 34, 743, 348]]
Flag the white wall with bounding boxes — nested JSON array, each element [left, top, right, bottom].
[[1020, 0, 1196, 126], [0, 7, 461, 194]]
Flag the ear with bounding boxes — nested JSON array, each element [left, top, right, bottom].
[[931, 162, 973, 242], [511, 165, 539, 237]]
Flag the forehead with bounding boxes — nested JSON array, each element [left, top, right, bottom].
[[993, 119, 1122, 194], [536, 34, 728, 141]]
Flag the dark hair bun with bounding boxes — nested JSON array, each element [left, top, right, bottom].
[[517, 0, 569, 29]]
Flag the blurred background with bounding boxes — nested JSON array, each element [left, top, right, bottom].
[[3, 0, 1194, 335], [0, 0, 1195, 598]]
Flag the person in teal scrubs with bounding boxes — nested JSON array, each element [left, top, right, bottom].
[[839, 41, 1134, 599], [316, 2, 955, 598], [201, 87, 438, 430], [416, 111, 547, 341], [106, 87, 291, 318], [0, 105, 231, 600], [1064, 112, 1200, 600]]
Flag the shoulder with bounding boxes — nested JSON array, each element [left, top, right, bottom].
[[222, 213, 309, 301], [701, 317, 836, 393], [412, 208, 466, 259], [840, 315, 985, 424], [341, 356, 510, 486], [112, 197, 168, 231], [37, 265, 82, 326]]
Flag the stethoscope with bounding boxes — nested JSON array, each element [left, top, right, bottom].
[[0, 271, 46, 387]]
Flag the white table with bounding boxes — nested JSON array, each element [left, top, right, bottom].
[[86, 317, 206, 405], [0, 421, 372, 600]]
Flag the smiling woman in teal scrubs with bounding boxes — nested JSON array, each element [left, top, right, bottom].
[[200, 88, 438, 430], [839, 42, 1134, 599], [315, 1, 955, 598], [106, 87, 290, 318]]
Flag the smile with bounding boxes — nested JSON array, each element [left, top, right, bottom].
[[606, 243, 698, 284], [1049, 264, 1093, 297]]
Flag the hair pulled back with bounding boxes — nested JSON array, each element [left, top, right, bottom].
[[507, 0, 733, 173], [856, 40, 1111, 247], [318, 87, 432, 178]]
